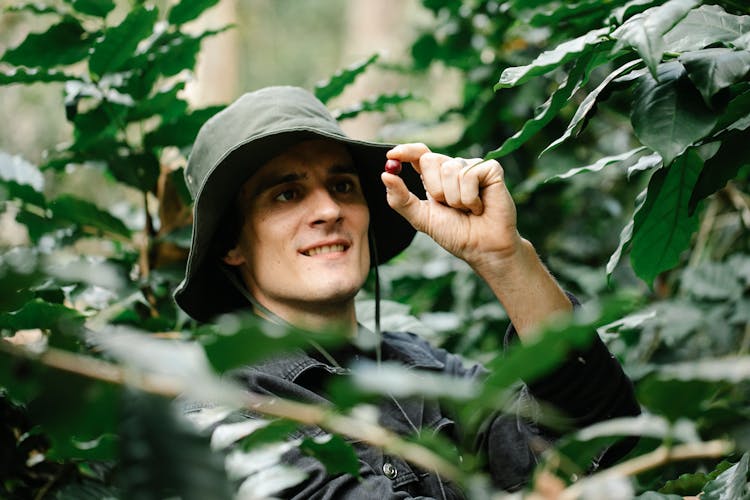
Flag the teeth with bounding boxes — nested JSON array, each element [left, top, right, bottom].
[[305, 244, 345, 256]]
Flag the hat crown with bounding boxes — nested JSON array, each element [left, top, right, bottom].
[[185, 86, 344, 198]]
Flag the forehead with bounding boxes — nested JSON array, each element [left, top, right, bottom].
[[238, 138, 357, 198]]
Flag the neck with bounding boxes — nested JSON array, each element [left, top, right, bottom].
[[247, 291, 359, 338]]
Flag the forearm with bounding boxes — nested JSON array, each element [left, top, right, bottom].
[[469, 237, 572, 343]]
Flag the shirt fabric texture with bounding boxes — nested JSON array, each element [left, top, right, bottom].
[[185, 318, 640, 499]]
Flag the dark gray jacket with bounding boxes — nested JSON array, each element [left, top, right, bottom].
[[204, 326, 639, 499]]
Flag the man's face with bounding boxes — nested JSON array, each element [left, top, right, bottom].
[[224, 139, 371, 318]]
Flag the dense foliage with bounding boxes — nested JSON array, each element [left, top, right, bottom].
[[1, 0, 750, 498]]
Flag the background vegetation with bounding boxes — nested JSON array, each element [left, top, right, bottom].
[[1, 0, 749, 498]]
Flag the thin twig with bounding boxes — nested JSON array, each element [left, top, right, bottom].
[[0, 342, 462, 481], [559, 440, 733, 500]]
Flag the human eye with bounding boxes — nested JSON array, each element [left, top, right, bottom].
[[274, 188, 298, 202], [332, 178, 357, 194]]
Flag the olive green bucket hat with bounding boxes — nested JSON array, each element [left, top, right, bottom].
[[173, 86, 424, 322]]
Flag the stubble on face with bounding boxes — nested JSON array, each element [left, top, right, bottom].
[[225, 139, 371, 331]]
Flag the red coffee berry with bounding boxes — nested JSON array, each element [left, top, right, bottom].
[[385, 159, 402, 175]]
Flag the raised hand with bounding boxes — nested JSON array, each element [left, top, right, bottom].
[[381, 143, 522, 268]]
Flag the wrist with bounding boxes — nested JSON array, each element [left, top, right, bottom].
[[468, 234, 533, 280]]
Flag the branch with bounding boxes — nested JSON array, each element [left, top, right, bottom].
[[559, 440, 734, 500], [0, 342, 462, 481]]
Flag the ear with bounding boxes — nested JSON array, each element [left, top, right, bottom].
[[223, 245, 246, 266]]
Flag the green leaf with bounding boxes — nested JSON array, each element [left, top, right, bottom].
[[0, 248, 41, 312], [546, 147, 646, 182], [663, 5, 750, 53], [1, 19, 93, 69], [198, 312, 345, 373], [5, 3, 63, 15], [0, 299, 84, 337], [681, 261, 744, 300], [108, 152, 161, 193], [314, 53, 380, 104], [50, 194, 131, 238], [630, 149, 702, 286], [716, 87, 750, 133], [0, 348, 120, 460], [543, 60, 641, 154], [333, 91, 414, 121], [632, 61, 717, 166], [0, 151, 45, 206], [0, 66, 77, 85], [495, 28, 610, 89], [239, 419, 300, 451], [71, 104, 127, 154], [606, 214, 635, 278], [612, 0, 698, 77], [89, 5, 159, 77], [701, 453, 750, 500], [168, 0, 220, 25], [689, 130, 750, 213], [299, 434, 360, 477], [63, 0, 115, 18], [660, 472, 713, 496], [679, 48, 750, 104], [127, 82, 188, 123], [144, 105, 224, 151], [118, 391, 233, 500], [611, 0, 661, 25], [487, 50, 609, 159], [637, 376, 724, 422]]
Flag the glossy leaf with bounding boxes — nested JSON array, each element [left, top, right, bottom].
[[543, 60, 641, 154], [127, 82, 188, 122], [198, 312, 345, 373], [168, 0, 221, 26], [108, 152, 161, 193], [495, 28, 610, 89], [0, 349, 120, 460], [547, 147, 646, 182], [717, 87, 750, 133], [610, 0, 660, 25], [315, 53, 380, 104], [144, 105, 225, 151], [637, 376, 724, 422], [611, 0, 698, 77], [334, 91, 414, 120], [658, 356, 750, 382], [688, 130, 750, 213], [631, 61, 717, 166], [0, 66, 76, 85], [0, 299, 84, 337], [118, 391, 233, 500], [663, 5, 750, 53], [679, 48, 750, 104], [0, 151, 45, 206], [606, 214, 635, 278], [63, 0, 115, 18], [89, 5, 158, 77], [1, 19, 92, 69], [701, 453, 749, 500], [487, 50, 608, 159], [630, 149, 702, 286], [49, 194, 131, 238], [300, 434, 360, 477]]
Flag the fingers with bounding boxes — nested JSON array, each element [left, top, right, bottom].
[[381, 171, 426, 232], [386, 144, 505, 216]]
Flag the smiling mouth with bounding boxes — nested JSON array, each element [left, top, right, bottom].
[[302, 244, 347, 256]]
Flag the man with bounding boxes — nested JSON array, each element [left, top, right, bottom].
[[174, 86, 639, 497]]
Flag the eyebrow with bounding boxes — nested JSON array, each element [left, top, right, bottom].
[[253, 163, 358, 197]]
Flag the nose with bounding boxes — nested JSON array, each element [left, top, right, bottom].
[[307, 187, 343, 226]]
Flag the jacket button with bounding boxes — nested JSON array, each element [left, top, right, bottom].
[[382, 462, 398, 479]]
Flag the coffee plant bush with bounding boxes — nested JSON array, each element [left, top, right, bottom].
[[1, 0, 749, 498]]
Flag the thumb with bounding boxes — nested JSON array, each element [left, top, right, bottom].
[[381, 171, 425, 230]]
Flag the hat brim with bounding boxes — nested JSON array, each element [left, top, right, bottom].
[[174, 128, 425, 322]]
